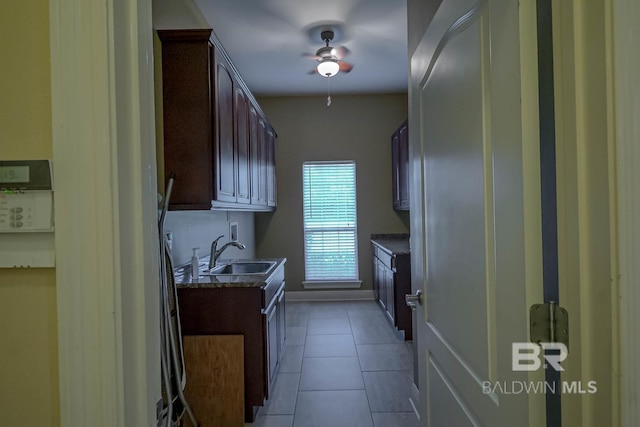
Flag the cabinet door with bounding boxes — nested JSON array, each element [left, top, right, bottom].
[[235, 87, 250, 204], [258, 118, 269, 205], [266, 303, 278, 387], [266, 126, 277, 207], [276, 286, 286, 357], [376, 258, 387, 310], [213, 49, 237, 203], [391, 120, 410, 211], [384, 265, 395, 322], [372, 253, 380, 301], [391, 129, 401, 209], [249, 104, 263, 205], [398, 122, 410, 209]]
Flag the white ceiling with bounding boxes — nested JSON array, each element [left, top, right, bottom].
[[192, 0, 409, 96]]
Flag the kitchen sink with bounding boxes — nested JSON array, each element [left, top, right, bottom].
[[205, 261, 277, 276]]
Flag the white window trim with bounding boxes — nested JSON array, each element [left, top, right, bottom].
[[302, 160, 360, 288]]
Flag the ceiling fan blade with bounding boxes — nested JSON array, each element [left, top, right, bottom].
[[307, 68, 317, 75], [339, 61, 353, 73], [332, 46, 350, 60], [301, 52, 321, 60]]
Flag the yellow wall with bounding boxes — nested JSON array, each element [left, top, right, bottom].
[[0, 0, 60, 425]]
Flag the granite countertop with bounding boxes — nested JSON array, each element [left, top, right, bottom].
[[173, 257, 286, 289], [370, 233, 410, 255]]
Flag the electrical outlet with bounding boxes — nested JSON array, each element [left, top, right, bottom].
[[229, 221, 238, 242]]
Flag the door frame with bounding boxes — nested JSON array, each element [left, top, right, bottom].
[[613, 0, 640, 425], [48, 0, 639, 425], [49, 0, 160, 425], [552, 0, 620, 425]]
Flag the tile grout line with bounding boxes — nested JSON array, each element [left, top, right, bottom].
[[349, 305, 377, 425], [289, 306, 312, 426], [284, 301, 413, 426]]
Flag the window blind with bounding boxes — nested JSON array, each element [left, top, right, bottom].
[[302, 161, 359, 281]]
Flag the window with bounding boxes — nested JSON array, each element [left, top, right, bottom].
[[302, 161, 360, 288]]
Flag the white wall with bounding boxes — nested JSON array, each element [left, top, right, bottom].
[[164, 211, 256, 266], [152, 0, 209, 29]]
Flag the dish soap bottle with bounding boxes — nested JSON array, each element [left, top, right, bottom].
[[191, 247, 200, 279]]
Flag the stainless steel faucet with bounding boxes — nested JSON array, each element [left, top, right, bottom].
[[208, 235, 247, 269]]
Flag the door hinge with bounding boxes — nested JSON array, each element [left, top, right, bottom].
[[529, 301, 569, 350]]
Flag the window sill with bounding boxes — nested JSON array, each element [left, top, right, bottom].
[[302, 280, 362, 289]]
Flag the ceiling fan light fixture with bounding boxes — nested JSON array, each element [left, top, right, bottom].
[[317, 59, 340, 77]]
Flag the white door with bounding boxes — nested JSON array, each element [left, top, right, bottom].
[[409, 0, 545, 425]]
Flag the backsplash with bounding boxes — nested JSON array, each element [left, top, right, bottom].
[[164, 210, 255, 266]]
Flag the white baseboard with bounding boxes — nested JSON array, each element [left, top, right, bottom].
[[302, 280, 362, 289], [285, 289, 375, 302]]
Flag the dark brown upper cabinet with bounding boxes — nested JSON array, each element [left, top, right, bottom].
[[392, 119, 409, 211], [157, 29, 213, 210], [157, 29, 276, 211]]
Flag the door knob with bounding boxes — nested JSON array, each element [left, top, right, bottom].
[[405, 290, 423, 310]]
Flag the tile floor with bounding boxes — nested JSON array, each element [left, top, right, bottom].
[[245, 300, 419, 427]]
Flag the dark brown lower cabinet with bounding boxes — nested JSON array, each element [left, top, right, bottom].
[[177, 264, 286, 422], [372, 244, 412, 340]]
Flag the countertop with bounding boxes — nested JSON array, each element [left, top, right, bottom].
[[174, 257, 287, 288], [370, 233, 410, 255]]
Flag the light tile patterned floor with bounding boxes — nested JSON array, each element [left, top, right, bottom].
[[246, 301, 419, 427]]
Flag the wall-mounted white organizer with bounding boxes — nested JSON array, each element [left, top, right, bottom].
[[0, 160, 55, 268]]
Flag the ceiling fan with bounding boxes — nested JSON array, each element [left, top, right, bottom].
[[303, 29, 353, 78]]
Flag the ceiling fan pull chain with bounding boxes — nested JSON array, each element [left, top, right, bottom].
[[327, 77, 332, 107]]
